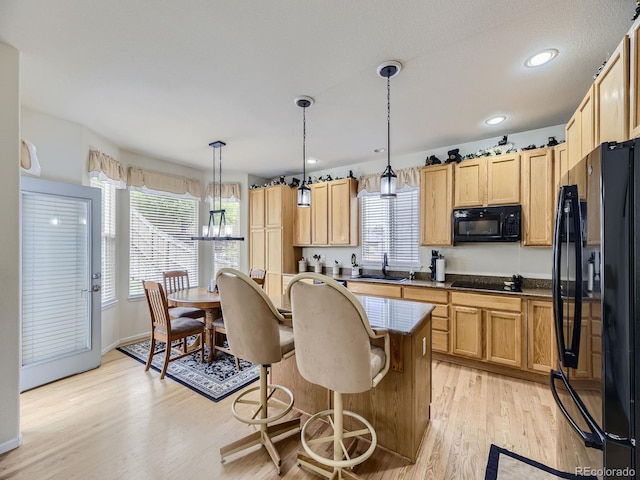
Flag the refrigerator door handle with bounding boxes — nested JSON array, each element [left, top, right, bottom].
[[552, 185, 583, 369], [550, 369, 635, 450]]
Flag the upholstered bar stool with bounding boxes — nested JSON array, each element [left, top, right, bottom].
[[287, 273, 390, 480], [216, 268, 300, 474]]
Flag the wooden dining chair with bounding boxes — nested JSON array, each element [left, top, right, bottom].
[[249, 268, 266, 288], [142, 280, 205, 379], [162, 270, 205, 320]]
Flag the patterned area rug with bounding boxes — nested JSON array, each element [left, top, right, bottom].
[[117, 339, 259, 402], [485, 445, 597, 480]]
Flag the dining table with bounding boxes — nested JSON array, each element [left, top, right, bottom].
[[167, 287, 221, 363]]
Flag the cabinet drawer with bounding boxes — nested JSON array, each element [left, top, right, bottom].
[[432, 304, 448, 318], [433, 331, 449, 353], [346, 282, 402, 299], [591, 319, 601, 337], [591, 302, 601, 319], [433, 317, 449, 332], [450, 291, 521, 312], [402, 286, 448, 304], [592, 336, 602, 354]]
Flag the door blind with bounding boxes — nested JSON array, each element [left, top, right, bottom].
[[129, 191, 199, 296], [360, 190, 419, 268], [22, 192, 90, 366], [90, 178, 116, 305]]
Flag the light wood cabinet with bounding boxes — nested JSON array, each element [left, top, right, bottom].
[[594, 35, 629, 146], [526, 300, 556, 374], [294, 178, 358, 247], [310, 183, 328, 245], [328, 179, 358, 245], [487, 154, 520, 205], [403, 286, 449, 353], [346, 281, 402, 299], [420, 164, 453, 246], [249, 185, 301, 296], [450, 292, 522, 368], [586, 146, 601, 246], [591, 302, 602, 380], [553, 142, 568, 201], [565, 87, 592, 200], [454, 159, 485, 207], [454, 154, 520, 207], [629, 17, 640, 138], [521, 147, 555, 246]]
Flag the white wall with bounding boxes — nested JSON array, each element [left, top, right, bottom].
[[0, 42, 21, 454], [300, 124, 565, 279]]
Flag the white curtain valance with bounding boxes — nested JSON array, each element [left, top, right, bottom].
[[128, 167, 201, 199], [88, 150, 127, 189], [205, 182, 241, 201], [20, 140, 41, 176], [357, 166, 421, 195]]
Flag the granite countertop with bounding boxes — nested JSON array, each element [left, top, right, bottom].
[[285, 271, 602, 301]]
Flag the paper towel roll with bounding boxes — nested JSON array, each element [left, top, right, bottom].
[[587, 263, 594, 292], [436, 258, 445, 282]]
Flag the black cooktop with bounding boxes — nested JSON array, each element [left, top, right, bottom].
[[451, 280, 519, 292]]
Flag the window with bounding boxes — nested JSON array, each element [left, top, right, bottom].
[[129, 191, 199, 297], [360, 190, 419, 268], [210, 199, 241, 280], [90, 177, 117, 305]]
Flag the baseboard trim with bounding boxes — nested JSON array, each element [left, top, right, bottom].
[[102, 333, 150, 356], [0, 433, 23, 455]]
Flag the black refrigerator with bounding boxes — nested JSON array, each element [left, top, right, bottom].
[[551, 139, 638, 478]]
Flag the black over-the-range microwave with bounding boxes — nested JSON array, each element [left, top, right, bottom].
[[452, 205, 521, 243]]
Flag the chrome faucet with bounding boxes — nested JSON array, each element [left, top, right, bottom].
[[382, 252, 389, 277]]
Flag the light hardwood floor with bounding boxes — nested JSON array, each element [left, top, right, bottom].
[[0, 350, 566, 479]]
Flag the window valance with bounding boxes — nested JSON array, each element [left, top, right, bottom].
[[21, 139, 41, 176], [128, 167, 201, 199], [357, 166, 420, 196], [205, 182, 241, 201], [88, 150, 127, 189]]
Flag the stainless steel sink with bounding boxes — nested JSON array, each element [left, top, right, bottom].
[[357, 275, 407, 283]]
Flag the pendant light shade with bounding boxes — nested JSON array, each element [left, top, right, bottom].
[[377, 61, 402, 199], [295, 95, 314, 208]]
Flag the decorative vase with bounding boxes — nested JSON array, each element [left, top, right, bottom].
[[314, 263, 323, 274], [298, 260, 307, 273], [351, 266, 360, 278], [332, 265, 341, 277]]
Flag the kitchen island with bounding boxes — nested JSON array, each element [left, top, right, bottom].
[[270, 294, 434, 462]]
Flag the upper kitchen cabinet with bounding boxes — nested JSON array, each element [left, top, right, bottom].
[[521, 147, 555, 246], [565, 87, 592, 199], [553, 142, 568, 197], [328, 178, 358, 245], [594, 35, 629, 146], [454, 154, 520, 207], [420, 164, 453, 246], [294, 178, 358, 246], [249, 188, 265, 229], [265, 184, 285, 228], [629, 17, 640, 138]]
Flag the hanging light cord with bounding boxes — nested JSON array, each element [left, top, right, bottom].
[[212, 145, 216, 211], [302, 105, 307, 184], [218, 146, 222, 212], [386, 74, 391, 169]]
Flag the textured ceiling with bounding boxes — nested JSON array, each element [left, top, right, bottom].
[[0, 0, 635, 177]]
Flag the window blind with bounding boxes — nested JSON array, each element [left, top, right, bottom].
[[360, 190, 419, 268], [22, 193, 90, 365], [129, 190, 199, 297], [210, 199, 241, 281], [90, 178, 117, 305]]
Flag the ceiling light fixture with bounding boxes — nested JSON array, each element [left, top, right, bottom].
[[377, 60, 402, 199], [295, 95, 314, 207], [485, 115, 506, 125], [306, 158, 317, 164], [192, 141, 244, 241], [525, 49, 558, 67]]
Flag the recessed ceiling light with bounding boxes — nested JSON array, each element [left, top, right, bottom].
[[525, 49, 558, 67], [485, 116, 506, 125], [306, 158, 317, 164], [374, 148, 386, 153]]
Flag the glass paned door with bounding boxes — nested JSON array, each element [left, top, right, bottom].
[[21, 177, 101, 391]]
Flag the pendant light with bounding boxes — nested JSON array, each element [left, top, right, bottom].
[[377, 61, 402, 199], [192, 140, 244, 241], [295, 95, 314, 207]]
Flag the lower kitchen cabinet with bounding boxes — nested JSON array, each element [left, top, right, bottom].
[[526, 300, 556, 373], [403, 286, 449, 353], [486, 310, 522, 367], [451, 306, 483, 358]]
